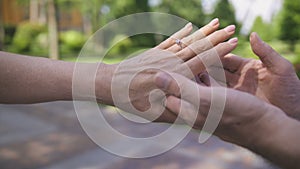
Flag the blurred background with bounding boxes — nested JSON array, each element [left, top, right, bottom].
[[1, 0, 300, 71], [0, 0, 298, 169]]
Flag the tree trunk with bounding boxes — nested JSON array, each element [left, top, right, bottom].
[[39, 0, 47, 25], [30, 0, 39, 23], [82, 15, 93, 36], [47, 0, 59, 60], [0, 0, 4, 50]]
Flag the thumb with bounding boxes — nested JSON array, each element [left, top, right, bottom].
[[154, 72, 202, 104], [250, 32, 285, 70], [154, 72, 181, 97]]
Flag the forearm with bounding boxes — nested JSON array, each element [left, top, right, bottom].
[[0, 52, 74, 103], [248, 107, 300, 169], [0, 52, 114, 104]]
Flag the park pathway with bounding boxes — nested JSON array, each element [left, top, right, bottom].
[[0, 102, 278, 169]]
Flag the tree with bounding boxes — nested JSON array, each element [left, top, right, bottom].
[[211, 0, 237, 29], [57, 0, 106, 35], [251, 16, 274, 42], [16, 0, 45, 24], [0, 0, 4, 50], [155, 0, 205, 27], [279, 0, 300, 51], [29, 0, 39, 23], [77, 0, 105, 34], [47, 0, 59, 60], [108, 0, 149, 18], [107, 0, 156, 47]]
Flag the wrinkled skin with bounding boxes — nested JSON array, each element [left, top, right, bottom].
[[213, 32, 300, 120], [103, 20, 238, 122], [154, 71, 300, 169]]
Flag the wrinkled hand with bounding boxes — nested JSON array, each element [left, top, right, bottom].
[[212, 32, 300, 120], [154, 72, 284, 147], [107, 19, 238, 123]]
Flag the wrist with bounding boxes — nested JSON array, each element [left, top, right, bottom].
[[95, 63, 117, 105], [247, 105, 300, 168], [47, 59, 75, 101], [248, 105, 285, 150]]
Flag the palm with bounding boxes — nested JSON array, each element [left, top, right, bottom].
[[218, 33, 300, 119]]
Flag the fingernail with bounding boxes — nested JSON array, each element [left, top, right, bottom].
[[225, 25, 236, 33], [209, 18, 219, 27], [163, 98, 168, 107], [250, 32, 263, 43], [228, 37, 238, 44], [155, 73, 170, 90], [185, 22, 192, 28], [255, 32, 262, 42], [250, 32, 256, 41]]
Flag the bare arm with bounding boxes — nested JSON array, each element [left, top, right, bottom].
[[0, 19, 238, 123], [0, 51, 114, 104], [250, 107, 300, 169]]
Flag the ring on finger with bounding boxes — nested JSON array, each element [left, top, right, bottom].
[[175, 39, 183, 49]]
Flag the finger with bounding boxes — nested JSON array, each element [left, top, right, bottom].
[[155, 72, 219, 121], [205, 75, 224, 87], [224, 71, 240, 88], [185, 38, 238, 76], [206, 25, 236, 47], [250, 32, 289, 71], [194, 74, 202, 84], [165, 96, 205, 129], [219, 53, 246, 73], [208, 67, 240, 87], [198, 71, 211, 86], [167, 18, 220, 52], [155, 109, 184, 124], [154, 72, 201, 103], [177, 25, 236, 61], [156, 22, 193, 50]]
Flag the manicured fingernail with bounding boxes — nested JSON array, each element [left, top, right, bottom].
[[225, 25, 236, 33], [155, 73, 170, 90], [228, 37, 238, 44], [185, 22, 192, 28], [209, 18, 219, 27]]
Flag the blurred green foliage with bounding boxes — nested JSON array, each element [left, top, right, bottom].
[[211, 0, 237, 28], [60, 31, 85, 49], [60, 30, 87, 55], [10, 22, 47, 55], [154, 0, 205, 27], [106, 34, 133, 57], [2, 0, 300, 76], [6, 22, 87, 57], [252, 17, 275, 42], [3, 25, 16, 46], [279, 0, 300, 51]]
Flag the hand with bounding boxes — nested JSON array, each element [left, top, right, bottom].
[[155, 72, 300, 169], [154, 72, 279, 146], [100, 19, 238, 123], [213, 32, 300, 120]]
